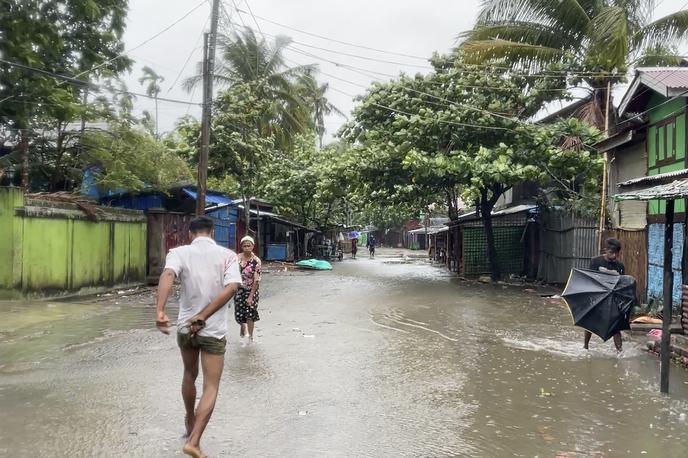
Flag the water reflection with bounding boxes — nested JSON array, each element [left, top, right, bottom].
[[1, 255, 687, 457]]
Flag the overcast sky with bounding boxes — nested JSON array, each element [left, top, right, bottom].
[[121, 0, 687, 139]]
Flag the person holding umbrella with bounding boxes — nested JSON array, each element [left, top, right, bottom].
[[585, 238, 626, 351], [350, 230, 360, 259]]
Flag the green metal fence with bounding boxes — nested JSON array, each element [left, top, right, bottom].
[[0, 187, 147, 298], [462, 226, 525, 275]]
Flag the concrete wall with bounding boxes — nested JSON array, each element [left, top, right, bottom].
[[0, 187, 147, 298]]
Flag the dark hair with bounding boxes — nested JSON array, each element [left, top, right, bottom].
[[189, 216, 214, 234], [605, 238, 621, 252]]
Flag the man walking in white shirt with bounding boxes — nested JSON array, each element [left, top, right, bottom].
[[155, 216, 242, 458]]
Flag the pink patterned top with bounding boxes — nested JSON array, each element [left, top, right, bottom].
[[239, 256, 261, 290]]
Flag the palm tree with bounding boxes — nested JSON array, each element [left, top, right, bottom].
[[138, 66, 165, 137], [296, 69, 346, 148], [460, 0, 688, 127], [185, 28, 313, 147]]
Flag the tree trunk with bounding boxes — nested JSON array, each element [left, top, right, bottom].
[[481, 197, 499, 281], [446, 187, 459, 221], [19, 128, 30, 190], [155, 96, 159, 138], [480, 186, 504, 281], [243, 194, 251, 237]]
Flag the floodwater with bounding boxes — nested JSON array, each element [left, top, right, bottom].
[[1, 250, 688, 457]]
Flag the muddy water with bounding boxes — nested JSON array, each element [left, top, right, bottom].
[[1, 253, 688, 457]]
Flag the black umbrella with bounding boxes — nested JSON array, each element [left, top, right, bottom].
[[562, 268, 636, 341]]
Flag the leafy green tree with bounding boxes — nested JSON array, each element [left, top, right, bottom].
[[210, 82, 276, 230], [344, 53, 601, 279], [460, 0, 688, 126], [82, 122, 193, 193], [138, 66, 165, 137], [342, 53, 566, 220], [163, 115, 202, 166], [0, 0, 130, 190]]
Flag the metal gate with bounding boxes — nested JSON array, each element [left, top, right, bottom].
[[212, 219, 236, 250]]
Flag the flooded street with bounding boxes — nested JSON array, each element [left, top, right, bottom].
[[2, 250, 688, 457]]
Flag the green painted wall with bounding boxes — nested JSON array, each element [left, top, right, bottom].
[[0, 187, 147, 296], [646, 94, 687, 215], [0, 188, 23, 291]]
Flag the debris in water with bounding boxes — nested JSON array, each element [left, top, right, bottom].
[[538, 388, 554, 397]]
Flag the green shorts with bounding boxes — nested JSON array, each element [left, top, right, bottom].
[[177, 331, 226, 355]]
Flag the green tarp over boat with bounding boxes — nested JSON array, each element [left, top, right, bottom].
[[295, 259, 333, 270]]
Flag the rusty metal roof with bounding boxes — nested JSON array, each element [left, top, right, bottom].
[[614, 178, 688, 201], [618, 168, 688, 188]]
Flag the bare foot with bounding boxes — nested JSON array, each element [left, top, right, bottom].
[[182, 443, 205, 458]]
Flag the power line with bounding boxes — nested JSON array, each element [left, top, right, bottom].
[[167, 15, 210, 93], [73, 0, 209, 80], [224, 17, 619, 84], [228, 5, 435, 61], [0, 59, 202, 106], [224, 7, 652, 79], [229, 0, 248, 29], [241, 0, 264, 37], [282, 44, 563, 124]]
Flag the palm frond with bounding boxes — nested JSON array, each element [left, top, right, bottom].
[[467, 21, 577, 50], [475, 0, 591, 34], [636, 10, 688, 50], [587, 5, 629, 70], [461, 39, 566, 70], [633, 43, 684, 67]]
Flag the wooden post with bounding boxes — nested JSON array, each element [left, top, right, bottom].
[[661, 199, 675, 394]]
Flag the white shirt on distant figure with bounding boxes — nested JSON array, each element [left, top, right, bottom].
[[164, 236, 242, 339]]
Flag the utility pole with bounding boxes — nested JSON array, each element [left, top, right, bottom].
[[598, 80, 612, 250], [196, 0, 221, 215]]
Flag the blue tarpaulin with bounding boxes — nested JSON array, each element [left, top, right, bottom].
[[182, 188, 233, 206]]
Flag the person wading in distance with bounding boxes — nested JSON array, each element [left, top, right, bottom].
[[155, 216, 242, 458], [586, 238, 626, 352], [235, 235, 262, 343]]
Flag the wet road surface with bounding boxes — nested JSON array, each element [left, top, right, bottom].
[[1, 250, 688, 457]]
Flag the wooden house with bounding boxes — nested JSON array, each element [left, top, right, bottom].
[[602, 67, 688, 303]]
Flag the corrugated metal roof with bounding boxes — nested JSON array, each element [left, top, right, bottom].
[[637, 67, 688, 91], [448, 204, 536, 225], [618, 168, 688, 187], [614, 178, 688, 201], [618, 67, 688, 116], [182, 188, 233, 206]]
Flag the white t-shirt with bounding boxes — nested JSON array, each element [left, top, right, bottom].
[[164, 236, 242, 339]]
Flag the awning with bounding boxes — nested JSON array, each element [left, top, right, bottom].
[[238, 205, 316, 232], [448, 204, 536, 225], [614, 178, 688, 201], [614, 169, 688, 201]]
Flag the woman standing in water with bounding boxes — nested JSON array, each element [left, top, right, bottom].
[[235, 236, 261, 342]]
